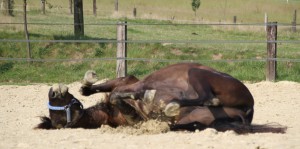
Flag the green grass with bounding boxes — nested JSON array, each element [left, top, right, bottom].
[[0, 1, 300, 84], [11, 0, 300, 23]]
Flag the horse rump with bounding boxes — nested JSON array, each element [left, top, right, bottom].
[[34, 116, 53, 129], [212, 121, 287, 134]]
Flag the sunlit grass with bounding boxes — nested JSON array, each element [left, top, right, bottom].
[[12, 0, 300, 23], [0, 0, 299, 84]]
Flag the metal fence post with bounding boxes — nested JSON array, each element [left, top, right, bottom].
[[266, 22, 277, 82], [116, 21, 127, 78]]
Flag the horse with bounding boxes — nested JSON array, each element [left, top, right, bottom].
[[36, 63, 286, 133]]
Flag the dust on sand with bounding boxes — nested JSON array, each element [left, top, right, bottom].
[[0, 81, 299, 149]]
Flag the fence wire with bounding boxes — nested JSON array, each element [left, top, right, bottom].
[[0, 39, 299, 44], [0, 22, 299, 27], [1, 57, 300, 63]]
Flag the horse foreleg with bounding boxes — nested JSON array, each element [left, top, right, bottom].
[[110, 89, 156, 103], [80, 70, 139, 96]]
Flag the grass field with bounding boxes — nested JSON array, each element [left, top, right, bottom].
[[11, 0, 300, 23], [0, 0, 299, 84]]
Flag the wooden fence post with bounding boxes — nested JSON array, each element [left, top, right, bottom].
[[292, 10, 297, 32], [69, 0, 73, 14], [266, 22, 277, 82], [133, 7, 137, 17], [233, 16, 237, 24], [74, 0, 84, 38], [264, 13, 268, 31], [23, 0, 31, 62], [41, 0, 45, 14], [2, 0, 13, 16], [116, 21, 127, 78], [93, 0, 97, 16], [115, 0, 118, 12]]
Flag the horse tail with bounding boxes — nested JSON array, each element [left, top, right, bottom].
[[211, 121, 287, 134], [34, 116, 53, 129]]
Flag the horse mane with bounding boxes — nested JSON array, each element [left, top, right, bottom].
[[86, 93, 112, 114], [86, 101, 112, 114], [34, 116, 53, 129]]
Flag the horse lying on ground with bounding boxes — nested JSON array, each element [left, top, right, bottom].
[[36, 63, 286, 134]]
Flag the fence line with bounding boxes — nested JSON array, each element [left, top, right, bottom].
[[0, 22, 299, 27], [0, 39, 299, 44], [1, 57, 300, 63], [1, 20, 299, 81]]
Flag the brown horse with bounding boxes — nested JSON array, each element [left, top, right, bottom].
[[36, 63, 286, 133]]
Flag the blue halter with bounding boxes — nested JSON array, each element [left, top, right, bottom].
[[47, 103, 65, 110], [48, 98, 83, 125]]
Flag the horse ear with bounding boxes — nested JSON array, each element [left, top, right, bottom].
[[59, 84, 69, 97], [52, 83, 69, 98], [82, 70, 98, 86]]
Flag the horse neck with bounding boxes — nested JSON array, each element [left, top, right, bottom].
[[74, 103, 127, 128]]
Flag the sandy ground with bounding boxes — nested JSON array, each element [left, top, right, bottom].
[[0, 81, 299, 149]]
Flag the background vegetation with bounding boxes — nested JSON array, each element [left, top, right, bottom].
[[0, 0, 299, 84]]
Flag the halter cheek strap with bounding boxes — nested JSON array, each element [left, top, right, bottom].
[[48, 98, 83, 125]]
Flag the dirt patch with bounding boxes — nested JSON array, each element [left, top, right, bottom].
[[170, 48, 183, 56], [212, 53, 223, 60], [0, 81, 300, 149]]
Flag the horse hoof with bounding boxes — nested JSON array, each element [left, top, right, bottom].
[[143, 90, 156, 104], [82, 70, 98, 86], [164, 102, 180, 117]]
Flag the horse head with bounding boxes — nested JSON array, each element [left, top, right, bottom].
[[36, 83, 131, 129], [36, 84, 84, 129]]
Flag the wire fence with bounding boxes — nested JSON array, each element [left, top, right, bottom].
[[0, 1, 300, 83]]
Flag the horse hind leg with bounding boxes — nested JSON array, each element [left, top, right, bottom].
[[171, 107, 215, 131], [163, 102, 180, 117], [163, 97, 221, 117]]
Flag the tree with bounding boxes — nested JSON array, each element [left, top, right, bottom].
[[191, 0, 201, 17]]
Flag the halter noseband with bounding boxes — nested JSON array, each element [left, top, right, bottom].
[[48, 98, 84, 127]]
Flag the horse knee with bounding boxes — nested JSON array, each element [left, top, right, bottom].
[[216, 107, 250, 124], [109, 93, 121, 105]]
